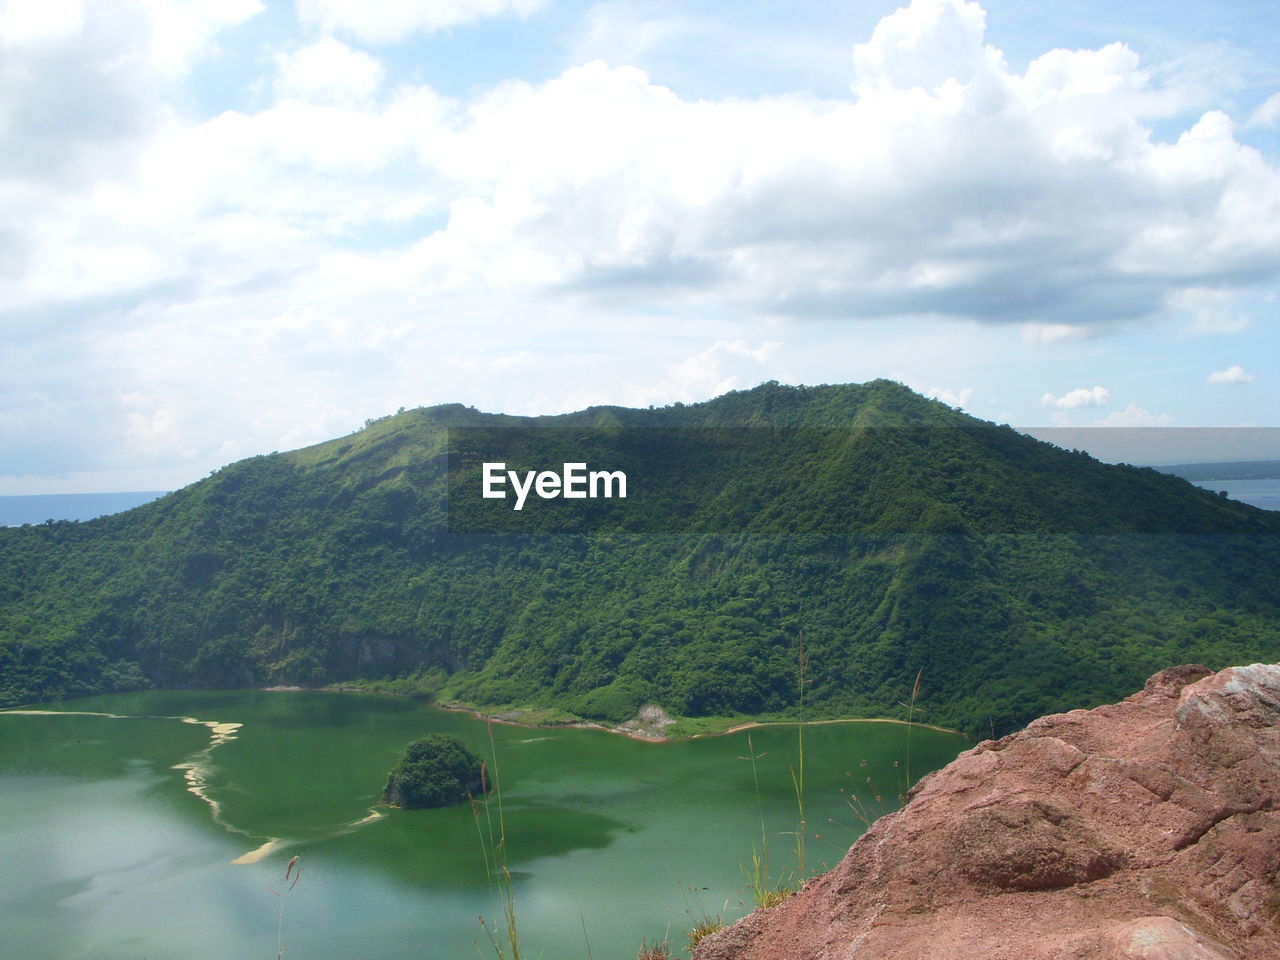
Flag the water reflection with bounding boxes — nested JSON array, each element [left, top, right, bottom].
[[1, 691, 967, 960]]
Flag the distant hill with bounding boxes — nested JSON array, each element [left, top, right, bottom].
[[2, 380, 1278, 736], [0, 491, 169, 527], [1160, 459, 1280, 481]]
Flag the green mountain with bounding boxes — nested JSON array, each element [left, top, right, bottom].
[[2, 380, 1278, 735]]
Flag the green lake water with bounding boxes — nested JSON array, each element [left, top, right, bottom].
[[0, 690, 968, 960]]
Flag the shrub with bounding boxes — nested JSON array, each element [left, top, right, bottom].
[[383, 734, 486, 808], [571, 678, 654, 723]]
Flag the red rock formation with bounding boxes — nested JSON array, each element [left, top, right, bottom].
[[693, 664, 1280, 960]]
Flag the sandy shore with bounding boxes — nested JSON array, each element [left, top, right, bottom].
[[431, 699, 965, 742]]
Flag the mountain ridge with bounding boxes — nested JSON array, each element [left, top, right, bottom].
[[2, 380, 1278, 735]]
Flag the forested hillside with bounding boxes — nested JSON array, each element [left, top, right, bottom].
[[2, 380, 1278, 735]]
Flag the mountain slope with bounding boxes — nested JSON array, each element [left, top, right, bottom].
[[2, 380, 1278, 735]]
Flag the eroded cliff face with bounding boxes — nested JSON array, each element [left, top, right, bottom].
[[694, 663, 1280, 960]]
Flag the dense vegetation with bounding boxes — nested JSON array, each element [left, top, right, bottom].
[[383, 734, 486, 808], [2, 380, 1278, 736]]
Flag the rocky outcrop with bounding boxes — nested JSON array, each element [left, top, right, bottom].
[[614, 703, 676, 739], [694, 664, 1280, 960]]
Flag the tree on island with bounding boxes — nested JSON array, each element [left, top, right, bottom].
[[383, 733, 487, 809]]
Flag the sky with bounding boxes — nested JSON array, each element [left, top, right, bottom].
[[2, 0, 1279, 494]]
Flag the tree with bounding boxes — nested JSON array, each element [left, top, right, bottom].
[[382, 734, 486, 808]]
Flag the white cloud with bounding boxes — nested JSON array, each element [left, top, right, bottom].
[[295, 0, 548, 43], [852, 0, 994, 96], [629, 340, 784, 408], [1020, 323, 1088, 344], [384, 0, 1277, 325], [1, 0, 83, 44], [1247, 92, 1280, 129], [3, 0, 1280, 488], [0, 0, 263, 223], [1042, 386, 1109, 409], [8, 0, 1280, 327], [122, 396, 183, 456], [146, 0, 265, 77], [1091, 403, 1175, 427], [570, 1, 711, 71], [275, 38, 385, 106], [1207, 365, 1255, 384], [926, 386, 972, 408], [1167, 287, 1251, 333]]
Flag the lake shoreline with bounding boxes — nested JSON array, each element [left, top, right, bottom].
[[383, 692, 969, 742], [7, 684, 969, 742], [720, 715, 968, 738]]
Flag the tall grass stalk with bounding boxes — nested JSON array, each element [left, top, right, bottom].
[[269, 855, 300, 960], [636, 936, 671, 960], [788, 633, 807, 884], [738, 630, 812, 907], [579, 905, 594, 960], [470, 722, 521, 960], [902, 669, 922, 793], [740, 732, 792, 908], [680, 885, 726, 953], [841, 767, 891, 831]]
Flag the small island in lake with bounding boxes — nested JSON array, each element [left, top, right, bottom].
[[383, 734, 487, 809]]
